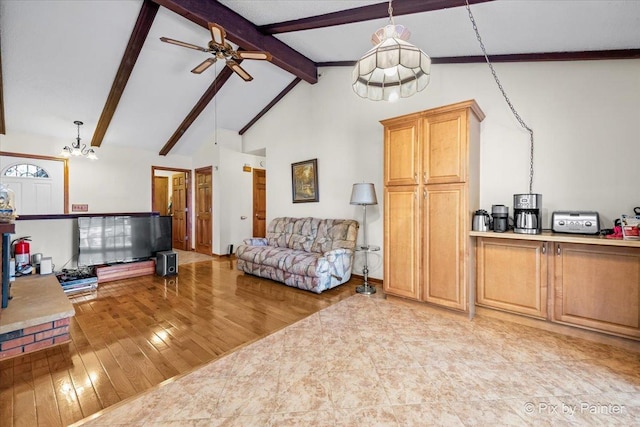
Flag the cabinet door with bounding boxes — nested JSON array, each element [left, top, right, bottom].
[[422, 110, 467, 184], [384, 119, 419, 186], [476, 238, 548, 319], [384, 186, 420, 299], [553, 243, 640, 338], [422, 183, 467, 310]]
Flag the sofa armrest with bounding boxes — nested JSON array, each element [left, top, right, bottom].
[[320, 248, 354, 281], [243, 237, 268, 246]]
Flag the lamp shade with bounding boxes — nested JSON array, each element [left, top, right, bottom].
[[350, 183, 378, 205], [352, 24, 431, 102]]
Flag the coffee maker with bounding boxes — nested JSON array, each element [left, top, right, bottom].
[[514, 194, 542, 234], [491, 205, 509, 232]]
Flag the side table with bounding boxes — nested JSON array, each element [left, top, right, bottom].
[[355, 244, 380, 295]]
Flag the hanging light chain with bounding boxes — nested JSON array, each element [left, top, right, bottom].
[[465, 0, 535, 194], [388, 0, 395, 25]]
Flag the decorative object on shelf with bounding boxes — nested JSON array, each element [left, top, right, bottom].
[[350, 182, 378, 294], [61, 121, 98, 160], [291, 158, 319, 203], [352, 0, 431, 102], [0, 183, 17, 223]]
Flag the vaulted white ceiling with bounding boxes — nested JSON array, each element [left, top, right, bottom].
[[1, 0, 639, 157]]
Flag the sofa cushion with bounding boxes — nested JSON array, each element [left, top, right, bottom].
[[311, 219, 358, 253], [288, 217, 320, 252], [265, 217, 295, 248]]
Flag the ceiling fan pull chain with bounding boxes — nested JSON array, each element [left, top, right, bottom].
[[465, 0, 535, 194]]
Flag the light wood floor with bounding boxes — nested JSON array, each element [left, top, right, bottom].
[[0, 257, 358, 426]]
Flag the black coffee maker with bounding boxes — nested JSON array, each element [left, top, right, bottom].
[[491, 205, 509, 232]]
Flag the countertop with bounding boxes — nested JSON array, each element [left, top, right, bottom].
[[0, 274, 75, 334], [469, 230, 640, 248]]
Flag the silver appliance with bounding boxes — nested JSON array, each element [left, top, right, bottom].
[[552, 211, 600, 234], [472, 210, 491, 232], [491, 205, 509, 232], [514, 194, 542, 234]]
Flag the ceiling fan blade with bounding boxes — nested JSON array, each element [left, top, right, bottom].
[[237, 51, 273, 61], [191, 58, 216, 74], [160, 37, 208, 52], [226, 60, 253, 81], [208, 23, 226, 46]]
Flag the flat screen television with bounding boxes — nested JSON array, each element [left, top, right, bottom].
[[78, 215, 172, 267]]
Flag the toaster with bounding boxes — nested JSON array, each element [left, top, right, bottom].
[[552, 211, 600, 234]]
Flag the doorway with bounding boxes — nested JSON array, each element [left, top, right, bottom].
[[151, 166, 191, 251], [195, 166, 212, 255], [253, 168, 266, 238]]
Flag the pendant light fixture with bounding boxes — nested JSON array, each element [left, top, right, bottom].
[[61, 121, 98, 160], [352, 0, 431, 102]]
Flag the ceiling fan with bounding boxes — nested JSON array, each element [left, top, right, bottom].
[[160, 22, 272, 81]]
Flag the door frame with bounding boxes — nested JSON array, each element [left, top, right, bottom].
[[1, 151, 70, 214], [252, 168, 266, 237], [194, 166, 213, 255], [151, 166, 192, 250]]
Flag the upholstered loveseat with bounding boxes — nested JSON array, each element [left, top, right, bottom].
[[236, 217, 359, 293]]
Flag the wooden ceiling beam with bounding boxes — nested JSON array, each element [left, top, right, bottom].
[[159, 66, 235, 156], [239, 77, 302, 136], [91, 0, 159, 147], [317, 49, 640, 67], [260, 0, 494, 34], [152, 0, 317, 84]]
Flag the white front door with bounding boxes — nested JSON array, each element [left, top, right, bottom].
[[0, 157, 65, 215]]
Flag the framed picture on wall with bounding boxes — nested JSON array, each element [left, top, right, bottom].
[[291, 158, 319, 203]]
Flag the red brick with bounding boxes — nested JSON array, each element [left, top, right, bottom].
[[0, 346, 24, 360], [23, 322, 54, 335], [53, 334, 70, 344], [1, 334, 34, 351], [24, 338, 54, 354], [54, 318, 70, 328], [35, 326, 69, 342]]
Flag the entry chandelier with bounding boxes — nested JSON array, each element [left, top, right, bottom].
[[61, 120, 98, 160], [352, 0, 431, 102]]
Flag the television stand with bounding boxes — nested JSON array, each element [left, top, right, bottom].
[[95, 259, 155, 283]]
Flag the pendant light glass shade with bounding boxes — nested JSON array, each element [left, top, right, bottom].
[[352, 23, 431, 102]]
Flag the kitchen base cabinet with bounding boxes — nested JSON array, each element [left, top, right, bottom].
[[553, 243, 640, 339], [476, 237, 548, 319], [471, 231, 640, 341]]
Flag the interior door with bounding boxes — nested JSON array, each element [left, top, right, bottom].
[[195, 167, 212, 255], [172, 172, 188, 250], [153, 176, 169, 215], [253, 169, 266, 237]]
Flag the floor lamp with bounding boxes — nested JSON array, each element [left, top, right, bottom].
[[350, 183, 378, 295]]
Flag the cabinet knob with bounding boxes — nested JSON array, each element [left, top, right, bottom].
[[557, 244, 561, 255], [542, 244, 546, 254]]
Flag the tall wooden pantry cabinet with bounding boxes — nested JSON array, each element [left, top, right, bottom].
[[381, 100, 484, 312]]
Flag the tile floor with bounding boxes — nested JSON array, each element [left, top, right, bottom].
[[74, 294, 640, 426]]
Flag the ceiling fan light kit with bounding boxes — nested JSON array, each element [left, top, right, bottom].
[[161, 22, 272, 81], [60, 121, 98, 160], [352, 1, 431, 102]]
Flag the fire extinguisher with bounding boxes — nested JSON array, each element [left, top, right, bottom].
[[12, 236, 31, 270]]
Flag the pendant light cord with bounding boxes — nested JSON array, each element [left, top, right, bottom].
[[465, 0, 535, 194]]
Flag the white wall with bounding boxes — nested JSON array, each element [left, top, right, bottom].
[[192, 128, 265, 255], [0, 131, 193, 212], [1, 132, 193, 267], [242, 59, 640, 280]]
